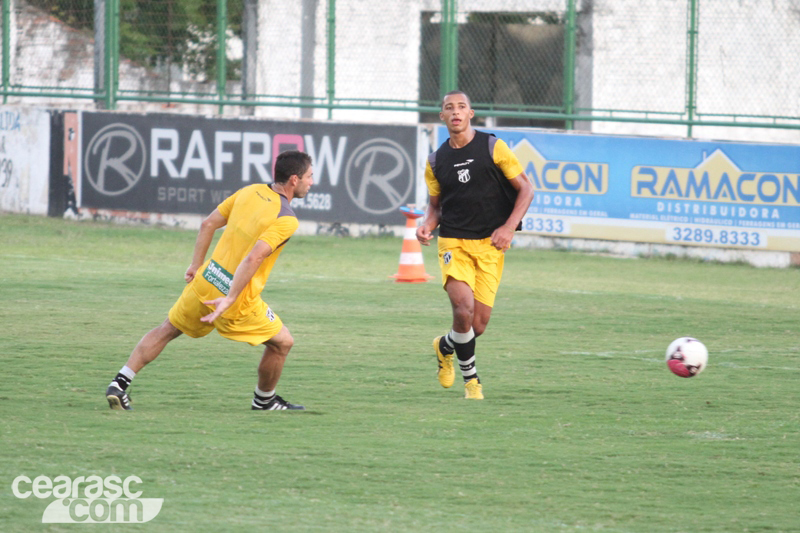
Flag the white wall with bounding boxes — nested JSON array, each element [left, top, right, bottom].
[[582, 0, 689, 138], [585, 0, 800, 143], [0, 107, 51, 214], [255, 0, 426, 124]]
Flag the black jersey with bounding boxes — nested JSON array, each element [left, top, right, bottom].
[[427, 130, 522, 239]]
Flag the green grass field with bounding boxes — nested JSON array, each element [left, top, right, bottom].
[[2, 213, 799, 532]]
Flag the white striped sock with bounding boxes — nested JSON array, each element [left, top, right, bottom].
[[255, 387, 275, 398], [450, 328, 475, 344], [459, 355, 477, 381], [120, 366, 136, 380], [253, 387, 276, 408]]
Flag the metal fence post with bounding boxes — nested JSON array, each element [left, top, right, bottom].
[[439, 0, 458, 97], [112, 0, 119, 107], [686, 0, 699, 138], [217, 0, 227, 114], [563, 0, 577, 130], [103, 0, 116, 110], [327, 0, 335, 119], [3, 0, 11, 102], [242, 0, 258, 115], [301, 0, 318, 119], [94, 0, 104, 108]]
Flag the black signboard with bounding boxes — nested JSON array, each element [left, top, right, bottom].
[[79, 112, 418, 225]]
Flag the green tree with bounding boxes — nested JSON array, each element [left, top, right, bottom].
[[27, 0, 242, 81]]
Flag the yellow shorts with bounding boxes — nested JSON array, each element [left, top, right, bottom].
[[437, 237, 505, 307], [167, 284, 284, 346]]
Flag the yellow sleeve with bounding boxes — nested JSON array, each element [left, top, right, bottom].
[[259, 215, 299, 252], [216, 188, 241, 218], [424, 159, 440, 197], [492, 139, 525, 180]]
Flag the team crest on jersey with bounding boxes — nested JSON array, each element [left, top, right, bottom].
[[442, 251, 452, 264], [266, 307, 276, 321], [457, 169, 471, 183]]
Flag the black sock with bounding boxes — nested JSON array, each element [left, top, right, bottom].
[[112, 373, 132, 391], [454, 337, 479, 383], [252, 389, 276, 409], [439, 334, 455, 355]]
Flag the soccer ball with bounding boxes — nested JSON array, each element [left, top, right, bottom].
[[665, 337, 708, 378]]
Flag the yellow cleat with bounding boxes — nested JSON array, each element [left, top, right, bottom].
[[464, 378, 483, 400], [433, 336, 455, 388]]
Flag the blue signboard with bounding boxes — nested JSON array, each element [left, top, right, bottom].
[[436, 126, 800, 251]]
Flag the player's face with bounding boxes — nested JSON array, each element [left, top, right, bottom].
[[294, 165, 314, 198], [440, 94, 474, 134]]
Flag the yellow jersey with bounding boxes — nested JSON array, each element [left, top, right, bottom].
[[190, 184, 299, 319]]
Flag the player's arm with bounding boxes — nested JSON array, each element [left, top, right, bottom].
[[185, 209, 227, 282], [200, 240, 274, 323], [417, 158, 442, 246], [490, 173, 534, 251], [416, 195, 441, 246]]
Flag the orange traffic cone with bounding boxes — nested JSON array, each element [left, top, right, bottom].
[[391, 206, 434, 283]]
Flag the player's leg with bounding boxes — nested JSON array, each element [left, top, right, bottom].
[[106, 318, 183, 410], [214, 302, 303, 410], [456, 238, 505, 399], [257, 325, 292, 392], [434, 238, 476, 389], [251, 326, 304, 410], [448, 299, 493, 401], [444, 277, 483, 398], [107, 284, 211, 410], [125, 318, 184, 372], [446, 277, 476, 332], [471, 238, 505, 337], [434, 280, 474, 390], [472, 300, 493, 337]]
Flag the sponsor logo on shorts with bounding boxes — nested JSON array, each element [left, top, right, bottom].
[[442, 251, 452, 265], [202, 260, 232, 295]]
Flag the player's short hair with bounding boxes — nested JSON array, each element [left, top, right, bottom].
[[274, 150, 312, 184], [441, 90, 471, 109]]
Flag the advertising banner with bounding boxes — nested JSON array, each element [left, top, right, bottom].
[[76, 112, 417, 225], [436, 126, 800, 252], [0, 107, 50, 214]]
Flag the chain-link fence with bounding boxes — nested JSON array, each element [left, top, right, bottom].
[[3, 0, 96, 99], [116, 0, 238, 97], [696, 2, 800, 119], [2, 0, 800, 139]]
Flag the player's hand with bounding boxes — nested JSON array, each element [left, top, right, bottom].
[[185, 264, 200, 283], [201, 297, 233, 323], [490, 225, 514, 251], [416, 225, 434, 246]]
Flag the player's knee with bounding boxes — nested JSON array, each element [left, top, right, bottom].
[[452, 301, 473, 322], [268, 327, 294, 354], [472, 303, 492, 337], [283, 332, 295, 352]]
